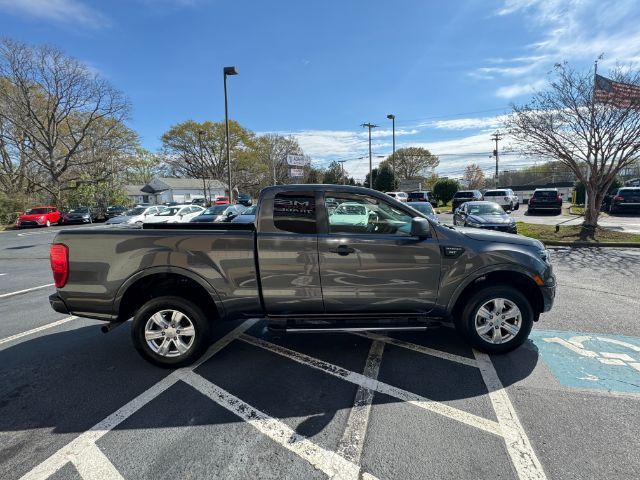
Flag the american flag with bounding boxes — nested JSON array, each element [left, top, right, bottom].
[[593, 74, 640, 108]]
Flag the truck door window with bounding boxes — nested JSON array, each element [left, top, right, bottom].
[[273, 193, 317, 234], [327, 194, 413, 235]]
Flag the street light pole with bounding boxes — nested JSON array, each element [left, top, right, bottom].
[[223, 66, 238, 202], [387, 114, 395, 189]]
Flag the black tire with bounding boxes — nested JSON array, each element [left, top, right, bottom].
[[131, 296, 211, 368], [527, 208, 534, 215], [515, 203, 519, 210], [555, 209, 562, 215], [458, 286, 533, 354]]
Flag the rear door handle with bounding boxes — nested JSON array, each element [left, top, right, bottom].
[[329, 245, 356, 256]]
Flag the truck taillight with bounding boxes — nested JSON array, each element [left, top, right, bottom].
[[50, 243, 69, 288], [614, 195, 624, 202], [557, 195, 562, 203]]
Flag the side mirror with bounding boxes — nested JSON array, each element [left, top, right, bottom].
[[410, 217, 431, 238]]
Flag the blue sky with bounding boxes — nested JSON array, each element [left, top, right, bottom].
[[1, 0, 639, 179]]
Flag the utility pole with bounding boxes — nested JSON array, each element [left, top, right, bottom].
[[362, 123, 379, 188], [387, 114, 396, 188], [338, 160, 347, 184], [491, 131, 503, 188], [197, 130, 207, 205]]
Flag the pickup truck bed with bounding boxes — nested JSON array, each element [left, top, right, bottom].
[[50, 185, 555, 367]]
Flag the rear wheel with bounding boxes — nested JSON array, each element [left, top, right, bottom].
[[131, 296, 211, 367], [458, 286, 533, 354]]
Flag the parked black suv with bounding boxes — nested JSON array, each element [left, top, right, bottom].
[[609, 187, 640, 214], [527, 188, 562, 215], [408, 191, 437, 207], [452, 190, 482, 212], [237, 193, 253, 206]]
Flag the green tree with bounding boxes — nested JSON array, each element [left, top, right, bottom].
[[433, 179, 460, 206], [161, 119, 255, 194], [392, 147, 439, 180], [323, 161, 344, 184], [363, 168, 378, 189], [374, 162, 394, 191]]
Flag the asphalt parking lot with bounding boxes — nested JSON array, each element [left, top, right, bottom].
[[1, 225, 639, 480]]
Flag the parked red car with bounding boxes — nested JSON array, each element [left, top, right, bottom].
[[213, 196, 230, 205], [16, 206, 61, 228]]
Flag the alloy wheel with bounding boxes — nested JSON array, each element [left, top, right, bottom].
[[474, 298, 522, 344]]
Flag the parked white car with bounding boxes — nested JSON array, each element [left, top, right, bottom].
[[385, 191, 408, 202], [482, 189, 519, 211], [143, 205, 205, 224], [105, 205, 165, 225]]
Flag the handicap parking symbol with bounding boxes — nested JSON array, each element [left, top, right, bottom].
[[530, 329, 640, 394]]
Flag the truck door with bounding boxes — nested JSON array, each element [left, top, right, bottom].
[[318, 191, 441, 314], [256, 189, 324, 315]]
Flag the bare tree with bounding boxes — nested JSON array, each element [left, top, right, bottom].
[[507, 61, 640, 228], [254, 133, 303, 185], [463, 163, 486, 189], [0, 39, 132, 203]]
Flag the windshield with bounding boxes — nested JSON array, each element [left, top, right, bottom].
[[242, 205, 257, 215], [125, 207, 145, 216], [409, 203, 435, 215], [25, 208, 49, 214], [203, 205, 228, 215], [408, 192, 427, 199], [107, 206, 122, 211], [468, 203, 505, 215], [533, 190, 557, 198], [68, 207, 89, 213], [454, 191, 475, 198], [156, 207, 181, 216], [334, 204, 367, 215]]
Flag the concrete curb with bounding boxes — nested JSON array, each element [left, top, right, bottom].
[[542, 240, 640, 248]]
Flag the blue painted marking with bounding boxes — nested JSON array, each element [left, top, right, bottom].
[[529, 329, 640, 394]]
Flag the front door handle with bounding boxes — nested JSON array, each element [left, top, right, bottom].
[[329, 245, 356, 256]]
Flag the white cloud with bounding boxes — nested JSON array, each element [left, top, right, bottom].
[[475, 0, 640, 98], [429, 115, 508, 131], [0, 0, 108, 28], [496, 80, 545, 99]]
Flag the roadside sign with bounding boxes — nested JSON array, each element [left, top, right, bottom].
[[530, 329, 640, 394], [287, 154, 307, 166], [289, 168, 305, 178]]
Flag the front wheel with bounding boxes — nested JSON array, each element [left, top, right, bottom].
[[458, 286, 533, 354], [131, 296, 211, 367]]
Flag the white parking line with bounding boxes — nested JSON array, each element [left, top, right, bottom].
[[70, 444, 125, 480], [181, 370, 368, 480], [0, 316, 78, 347], [336, 340, 384, 465], [0, 283, 55, 299], [240, 334, 502, 436], [474, 350, 548, 480], [19, 318, 259, 480], [357, 331, 479, 367]]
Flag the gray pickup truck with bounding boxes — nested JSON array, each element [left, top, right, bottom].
[[49, 185, 555, 367]]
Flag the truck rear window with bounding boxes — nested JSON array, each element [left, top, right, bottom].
[[533, 191, 557, 198], [273, 194, 317, 234]]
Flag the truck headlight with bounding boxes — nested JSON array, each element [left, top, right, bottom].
[[467, 220, 482, 227]]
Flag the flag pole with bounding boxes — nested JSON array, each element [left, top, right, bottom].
[[586, 59, 599, 212]]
